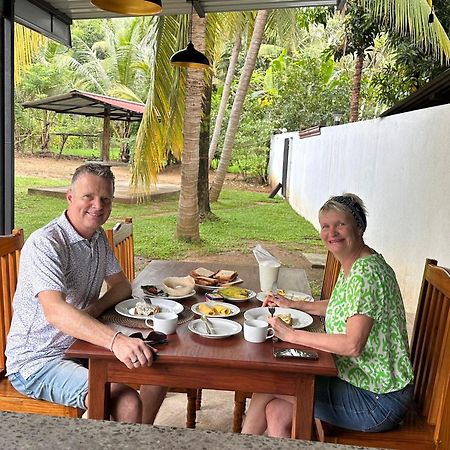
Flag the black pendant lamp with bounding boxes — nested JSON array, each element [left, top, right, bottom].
[[170, 0, 210, 69], [91, 0, 162, 16]]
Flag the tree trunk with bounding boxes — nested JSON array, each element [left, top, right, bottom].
[[176, 14, 206, 241], [198, 70, 214, 220], [208, 31, 242, 164], [101, 109, 111, 161], [209, 10, 269, 202], [349, 53, 364, 123]]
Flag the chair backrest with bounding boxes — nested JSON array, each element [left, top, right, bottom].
[[0, 229, 24, 373], [410, 258, 450, 445], [105, 218, 135, 281], [320, 251, 341, 300]]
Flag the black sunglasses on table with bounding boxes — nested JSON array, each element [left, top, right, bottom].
[[129, 331, 168, 345]]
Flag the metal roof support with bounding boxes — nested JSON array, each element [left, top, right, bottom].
[[0, 0, 15, 234]]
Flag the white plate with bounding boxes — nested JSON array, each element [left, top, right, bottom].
[[217, 288, 256, 303], [115, 298, 184, 319], [191, 301, 240, 318], [256, 290, 313, 302], [194, 277, 243, 291], [244, 307, 313, 329], [144, 289, 196, 300], [188, 318, 242, 339]]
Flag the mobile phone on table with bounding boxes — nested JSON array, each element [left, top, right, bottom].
[[273, 348, 319, 360]]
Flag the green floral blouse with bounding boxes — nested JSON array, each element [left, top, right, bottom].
[[325, 253, 413, 394]]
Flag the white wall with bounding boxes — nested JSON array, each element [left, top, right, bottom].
[[269, 104, 450, 314]]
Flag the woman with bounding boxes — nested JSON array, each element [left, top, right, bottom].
[[242, 193, 413, 437]]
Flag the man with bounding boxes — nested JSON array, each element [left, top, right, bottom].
[[6, 163, 166, 422]]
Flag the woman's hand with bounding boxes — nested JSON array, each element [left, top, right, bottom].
[[263, 293, 295, 309], [267, 316, 296, 342]]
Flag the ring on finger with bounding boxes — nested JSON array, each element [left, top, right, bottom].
[[131, 358, 138, 364]]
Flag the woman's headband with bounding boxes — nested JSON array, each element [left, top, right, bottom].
[[331, 196, 367, 232]]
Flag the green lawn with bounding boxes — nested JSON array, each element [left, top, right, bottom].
[[15, 176, 325, 260]]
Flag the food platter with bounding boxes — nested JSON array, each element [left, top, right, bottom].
[[256, 290, 313, 302], [244, 307, 313, 329], [115, 298, 184, 320], [188, 318, 242, 339], [141, 287, 196, 300], [217, 287, 256, 303], [191, 301, 240, 318]]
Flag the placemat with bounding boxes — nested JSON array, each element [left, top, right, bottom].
[[304, 319, 325, 333], [101, 307, 194, 329]]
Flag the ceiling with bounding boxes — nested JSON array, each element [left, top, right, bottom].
[[37, 0, 339, 20]]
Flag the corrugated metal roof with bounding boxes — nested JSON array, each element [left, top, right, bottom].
[[36, 0, 338, 20], [22, 90, 145, 121]]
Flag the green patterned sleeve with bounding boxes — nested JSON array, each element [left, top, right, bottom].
[[345, 260, 383, 322]]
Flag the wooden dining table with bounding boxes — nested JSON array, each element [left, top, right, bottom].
[[66, 260, 337, 440]]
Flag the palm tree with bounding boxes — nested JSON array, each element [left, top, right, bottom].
[[175, 13, 207, 241], [347, 0, 450, 121], [209, 10, 269, 202], [207, 30, 242, 164], [14, 24, 46, 85]]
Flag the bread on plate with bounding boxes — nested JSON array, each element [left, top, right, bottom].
[[191, 267, 217, 278], [213, 269, 238, 283]]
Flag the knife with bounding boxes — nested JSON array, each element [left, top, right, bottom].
[[201, 315, 214, 335]]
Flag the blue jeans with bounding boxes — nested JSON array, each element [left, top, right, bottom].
[[9, 358, 88, 409], [314, 376, 413, 432]]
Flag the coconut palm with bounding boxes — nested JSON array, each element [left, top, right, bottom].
[[209, 10, 269, 203], [176, 13, 208, 241], [14, 24, 46, 85], [346, 0, 450, 121]]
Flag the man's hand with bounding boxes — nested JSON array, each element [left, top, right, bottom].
[[111, 333, 157, 369]]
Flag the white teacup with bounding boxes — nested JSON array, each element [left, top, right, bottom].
[[244, 319, 274, 343], [145, 312, 178, 334]]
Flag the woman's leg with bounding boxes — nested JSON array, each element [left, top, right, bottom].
[[266, 397, 294, 438], [241, 393, 276, 435]]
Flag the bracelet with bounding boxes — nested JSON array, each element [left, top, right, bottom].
[[109, 331, 121, 352]]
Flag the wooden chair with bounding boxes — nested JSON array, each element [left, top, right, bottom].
[[0, 229, 81, 417], [232, 250, 342, 432], [105, 218, 200, 428], [315, 258, 450, 450], [320, 250, 341, 300], [105, 217, 135, 281]]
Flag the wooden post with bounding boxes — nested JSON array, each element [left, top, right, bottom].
[[101, 108, 111, 161]]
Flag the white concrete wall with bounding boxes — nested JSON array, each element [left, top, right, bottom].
[[269, 104, 450, 315]]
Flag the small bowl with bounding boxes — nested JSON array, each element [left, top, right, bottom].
[[162, 276, 195, 297]]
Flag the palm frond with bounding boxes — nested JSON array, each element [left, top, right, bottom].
[[362, 0, 450, 62]]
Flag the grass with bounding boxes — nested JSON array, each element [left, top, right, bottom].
[[15, 176, 325, 260]]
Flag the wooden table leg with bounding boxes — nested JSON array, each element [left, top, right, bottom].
[[291, 375, 315, 440], [88, 360, 110, 420]]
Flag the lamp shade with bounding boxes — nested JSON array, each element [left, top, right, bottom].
[[91, 0, 162, 15], [170, 42, 210, 69]]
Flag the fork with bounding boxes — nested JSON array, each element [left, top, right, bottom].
[[269, 282, 278, 342]]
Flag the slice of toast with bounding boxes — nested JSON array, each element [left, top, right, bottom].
[[190, 267, 217, 278], [214, 269, 238, 283], [194, 276, 218, 286]]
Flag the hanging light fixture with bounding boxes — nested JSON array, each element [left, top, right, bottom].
[[170, 0, 209, 69], [91, 0, 162, 16]]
